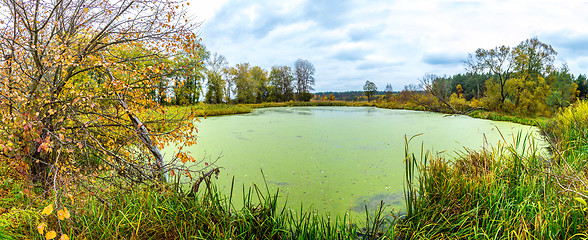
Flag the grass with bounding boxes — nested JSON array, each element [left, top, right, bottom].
[[395, 101, 588, 239], [0, 172, 393, 239], [165, 101, 545, 127], [467, 109, 549, 127]]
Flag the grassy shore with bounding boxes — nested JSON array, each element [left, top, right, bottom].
[[0, 171, 390, 239], [397, 101, 588, 239], [167, 100, 545, 127]]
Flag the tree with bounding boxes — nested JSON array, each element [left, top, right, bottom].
[[0, 0, 204, 194], [269, 66, 295, 102], [363, 80, 377, 102], [575, 74, 588, 99], [222, 67, 236, 103], [456, 84, 464, 98], [208, 53, 228, 74], [513, 37, 557, 79], [250, 66, 269, 103], [205, 71, 225, 104], [294, 59, 315, 101], [228, 63, 257, 103], [171, 49, 209, 105], [421, 74, 459, 113], [446, 73, 488, 100], [465, 45, 514, 105], [329, 93, 336, 101], [546, 64, 578, 111], [503, 38, 557, 112], [384, 83, 394, 100], [205, 53, 227, 104]]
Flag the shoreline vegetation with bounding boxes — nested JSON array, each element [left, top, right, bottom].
[[167, 100, 548, 127], [3, 100, 585, 239]]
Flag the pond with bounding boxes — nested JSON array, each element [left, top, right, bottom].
[[169, 106, 544, 218]]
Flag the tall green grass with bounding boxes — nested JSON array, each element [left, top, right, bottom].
[[1, 175, 391, 239], [397, 103, 588, 239]]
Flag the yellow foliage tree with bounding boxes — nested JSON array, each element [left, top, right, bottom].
[[0, 0, 206, 190]]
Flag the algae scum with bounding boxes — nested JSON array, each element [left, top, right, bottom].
[[172, 107, 543, 218]]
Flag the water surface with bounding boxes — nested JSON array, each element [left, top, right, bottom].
[[170, 107, 542, 217]]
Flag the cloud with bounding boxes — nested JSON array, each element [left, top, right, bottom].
[[347, 24, 384, 42], [356, 61, 403, 71], [421, 52, 465, 66], [333, 49, 365, 62], [541, 31, 588, 56], [301, 0, 353, 29], [191, 0, 588, 92]]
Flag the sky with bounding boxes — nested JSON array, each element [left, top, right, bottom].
[[187, 0, 588, 92]]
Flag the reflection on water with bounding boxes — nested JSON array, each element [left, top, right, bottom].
[[165, 106, 545, 219]]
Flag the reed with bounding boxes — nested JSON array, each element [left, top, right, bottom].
[[397, 126, 588, 239]]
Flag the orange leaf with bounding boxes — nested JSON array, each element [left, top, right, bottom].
[[58, 209, 65, 220], [63, 207, 70, 219], [57, 207, 70, 220], [42, 204, 53, 215], [45, 231, 57, 240], [37, 222, 45, 234]]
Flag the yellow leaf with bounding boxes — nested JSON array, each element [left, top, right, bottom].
[[37, 222, 45, 234], [60, 234, 69, 240], [57, 209, 65, 220], [42, 204, 53, 215], [575, 197, 587, 206], [63, 207, 70, 219], [45, 231, 57, 240]]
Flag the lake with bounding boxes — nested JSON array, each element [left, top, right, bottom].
[[169, 106, 543, 218]]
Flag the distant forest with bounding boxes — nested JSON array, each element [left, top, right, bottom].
[[314, 91, 398, 101]]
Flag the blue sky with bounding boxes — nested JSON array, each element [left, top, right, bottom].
[[188, 0, 588, 92]]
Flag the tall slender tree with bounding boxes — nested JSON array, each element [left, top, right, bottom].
[[465, 45, 514, 105], [294, 59, 315, 101], [363, 80, 377, 102]]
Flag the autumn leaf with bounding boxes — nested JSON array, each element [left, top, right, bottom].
[[57, 207, 70, 220], [177, 152, 187, 163], [42, 204, 53, 215], [575, 197, 587, 206], [45, 231, 57, 240], [37, 222, 45, 234]]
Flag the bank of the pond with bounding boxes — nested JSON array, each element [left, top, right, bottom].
[[0, 166, 390, 239], [166, 101, 547, 127], [395, 100, 588, 239]]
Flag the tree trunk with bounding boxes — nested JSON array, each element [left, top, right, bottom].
[[102, 60, 166, 182]]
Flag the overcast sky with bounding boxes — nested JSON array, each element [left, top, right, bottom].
[[187, 0, 588, 92]]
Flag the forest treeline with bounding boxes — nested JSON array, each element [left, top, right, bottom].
[[170, 37, 584, 118], [348, 37, 586, 117], [153, 47, 317, 105], [418, 38, 584, 116]]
